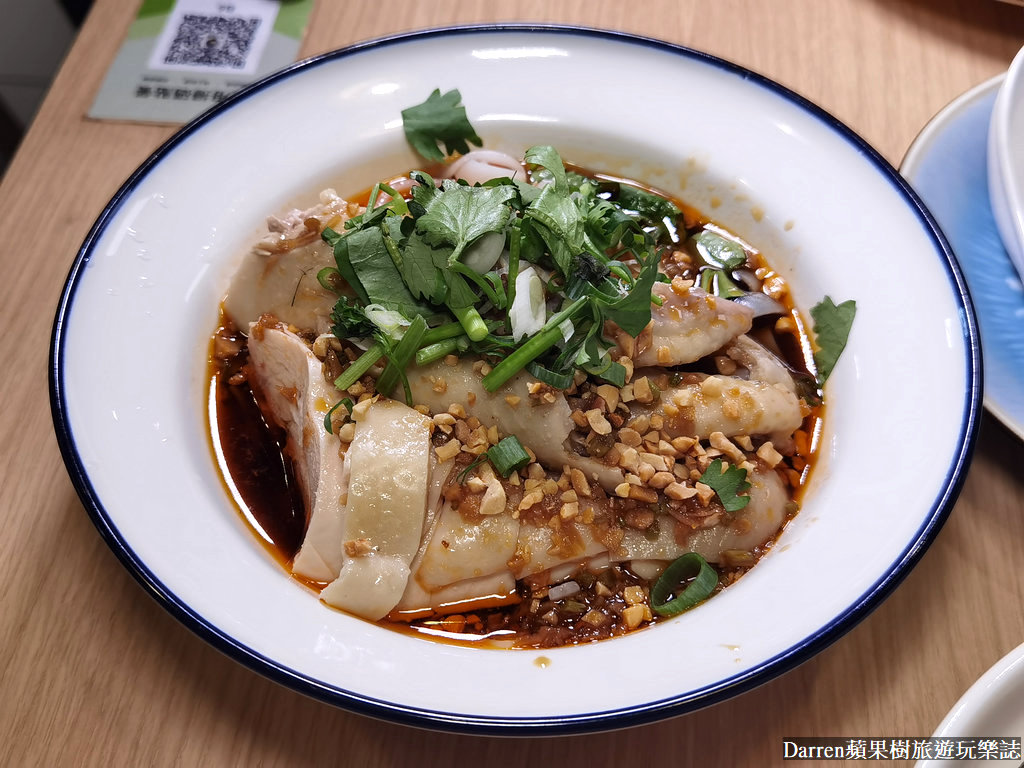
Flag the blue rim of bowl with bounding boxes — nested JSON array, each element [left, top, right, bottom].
[[49, 24, 982, 735]]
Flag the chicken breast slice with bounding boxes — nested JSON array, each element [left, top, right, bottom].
[[405, 360, 626, 489], [224, 190, 358, 335], [415, 504, 521, 591], [618, 468, 789, 563], [245, 321, 345, 583], [321, 399, 433, 620], [611, 282, 753, 367], [634, 373, 803, 441], [723, 334, 798, 394]]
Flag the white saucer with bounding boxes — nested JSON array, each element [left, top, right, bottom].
[[903, 75, 1024, 440], [916, 641, 1024, 767]]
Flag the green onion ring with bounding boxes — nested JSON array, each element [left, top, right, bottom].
[[650, 553, 718, 617]]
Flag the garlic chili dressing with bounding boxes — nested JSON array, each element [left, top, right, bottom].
[[207, 166, 823, 647]]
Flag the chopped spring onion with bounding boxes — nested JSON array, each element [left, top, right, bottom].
[[334, 343, 384, 391], [525, 361, 574, 390], [420, 321, 468, 346], [509, 265, 546, 341], [323, 397, 354, 434], [700, 269, 745, 299], [650, 553, 718, 617], [415, 337, 462, 366], [376, 314, 428, 398], [452, 305, 489, 342], [482, 297, 589, 392], [316, 267, 342, 292], [487, 435, 531, 477]]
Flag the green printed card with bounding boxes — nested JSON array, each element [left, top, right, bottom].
[[90, 0, 314, 123]]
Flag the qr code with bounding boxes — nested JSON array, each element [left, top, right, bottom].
[[162, 14, 262, 70]]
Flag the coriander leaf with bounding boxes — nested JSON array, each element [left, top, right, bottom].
[[400, 230, 447, 303], [324, 227, 369, 305], [524, 184, 585, 276], [345, 225, 433, 318], [694, 231, 747, 270], [445, 271, 477, 309], [810, 296, 856, 383], [527, 185, 584, 249], [585, 197, 636, 252], [417, 180, 516, 263], [513, 178, 542, 205], [401, 88, 483, 162], [524, 145, 567, 194], [330, 295, 373, 339], [699, 458, 751, 512], [593, 249, 660, 337], [614, 183, 681, 223], [410, 170, 438, 208]]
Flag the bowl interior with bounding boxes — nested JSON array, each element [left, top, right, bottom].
[[53, 28, 978, 731]]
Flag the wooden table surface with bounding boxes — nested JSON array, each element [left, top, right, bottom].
[[2, 0, 1023, 765]]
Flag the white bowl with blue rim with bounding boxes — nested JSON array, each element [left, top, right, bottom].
[[50, 26, 981, 733]]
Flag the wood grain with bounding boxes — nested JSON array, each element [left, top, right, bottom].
[[2, 0, 1023, 765]]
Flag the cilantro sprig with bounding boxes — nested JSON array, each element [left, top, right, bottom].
[[699, 458, 751, 512], [401, 88, 482, 162], [810, 296, 856, 384], [323, 91, 737, 403]]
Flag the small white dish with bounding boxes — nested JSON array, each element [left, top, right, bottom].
[[50, 26, 981, 733], [988, 46, 1024, 279], [916, 642, 1024, 768], [903, 75, 1024, 441]]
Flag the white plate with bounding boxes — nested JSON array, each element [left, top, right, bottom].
[[50, 26, 981, 733], [917, 642, 1024, 768], [988, 46, 1024, 280], [903, 75, 1024, 441]]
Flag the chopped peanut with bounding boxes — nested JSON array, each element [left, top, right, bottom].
[[434, 439, 462, 462], [596, 384, 620, 412], [649, 471, 675, 489], [623, 586, 647, 605], [622, 604, 646, 629], [665, 482, 698, 500], [570, 469, 592, 498], [585, 409, 612, 435], [695, 482, 715, 506], [559, 502, 579, 520], [344, 538, 373, 557], [519, 490, 544, 510], [633, 376, 654, 403], [757, 441, 784, 468], [618, 427, 642, 447], [465, 476, 487, 493]]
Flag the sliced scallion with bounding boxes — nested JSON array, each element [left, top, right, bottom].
[[420, 321, 467, 346], [525, 361, 574, 390], [487, 435, 531, 477], [334, 343, 384, 391], [323, 397, 354, 434], [376, 315, 428, 397], [452, 305, 489, 342], [650, 553, 718, 617], [416, 337, 462, 366], [316, 267, 342, 293], [481, 297, 589, 392]]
